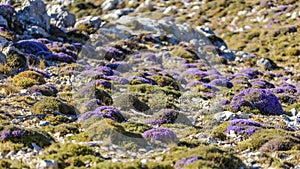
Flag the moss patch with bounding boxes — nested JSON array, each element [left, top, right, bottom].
[[12, 70, 46, 88], [31, 97, 77, 115]]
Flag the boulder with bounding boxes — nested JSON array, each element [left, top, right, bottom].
[[47, 4, 76, 28]]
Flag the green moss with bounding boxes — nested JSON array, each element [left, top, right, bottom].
[[74, 119, 148, 151], [5, 49, 27, 69], [44, 114, 74, 125], [12, 70, 46, 88], [150, 75, 180, 91], [237, 129, 294, 151], [0, 141, 24, 154], [43, 143, 101, 168], [127, 84, 181, 98], [93, 160, 172, 169], [156, 145, 245, 169], [0, 125, 53, 148], [44, 123, 79, 136], [171, 47, 199, 61], [285, 48, 300, 56], [31, 97, 77, 115], [247, 31, 260, 41], [95, 88, 113, 106], [0, 84, 19, 97], [121, 121, 152, 134], [211, 121, 230, 140], [0, 159, 29, 169]]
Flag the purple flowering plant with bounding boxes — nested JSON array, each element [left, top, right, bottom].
[[79, 106, 126, 123], [230, 88, 283, 115], [142, 127, 178, 144]]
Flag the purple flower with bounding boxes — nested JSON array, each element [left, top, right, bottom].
[[226, 119, 262, 137], [142, 127, 178, 144], [129, 76, 157, 85], [208, 78, 233, 88], [96, 79, 112, 89], [79, 106, 126, 123], [230, 119, 261, 127], [175, 157, 201, 169], [147, 109, 179, 125], [0, 130, 11, 140], [219, 99, 230, 105], [98, 66, 114, 76], [250, 79, 275, 89], [15, 40, 50, 55], [12, 130, 26, 137], [230, 88, 283, 115], [104, 47, 125, 61]]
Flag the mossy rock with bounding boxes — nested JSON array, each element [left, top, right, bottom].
[[210, 121, 230, 141], [95, 88, 113, 106], [44, 123, 79, 136], [42, 143, 102, 168], [44, 114, 74, 125], [12, 70, 46, 88], [4, 47, 27, 69], [121, 121, 152, 134], [113, 93, 150, 112], [31, 97, 77, 115], [171, 47, 199, 61], [0, 125, 53, 148], [237, 129, 296, 151], [150, 75, 180, 91], [75, 119, 148, 151]]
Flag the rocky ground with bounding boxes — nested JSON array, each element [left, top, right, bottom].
[[0, 0, 300, 169]]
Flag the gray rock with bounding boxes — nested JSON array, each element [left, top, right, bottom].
[[36, 160, 58, 169], [0, 16, 8, 28], [75, 16, 101, 31], [14, 0, 50, 32], [0, 4, 15, 18], [47, 4, 76, 28], [101, 0, 119, 12], [256, 57, 278, 70], [0, 35, 9, 51], [0, 52, 6, 64], [163, 6, 177, 15]]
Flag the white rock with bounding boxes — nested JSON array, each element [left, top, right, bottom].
[[36, 160, 58, 169], [213, 111, 237, 123], [163, 6, 177, 15], [101, 0, 119, 12]]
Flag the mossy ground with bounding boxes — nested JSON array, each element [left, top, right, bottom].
[[12, 70, 46, 88]]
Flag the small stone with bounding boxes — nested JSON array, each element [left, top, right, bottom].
[[101, 0, 119, 12], [36, 160, 58, 169]]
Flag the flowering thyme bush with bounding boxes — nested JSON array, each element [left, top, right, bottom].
[[142, 127, 178, 144], [79, 106, 126, 123], [226, 119, 262, 137], [230, 88, 283, 115], [147, 109, 179, 125]]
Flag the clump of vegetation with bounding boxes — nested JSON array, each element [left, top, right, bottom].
[[0, 84, 19, 96], [0, 125, 53, 149], [0, 159, 29, 169], [12, 70, 46, 88], [31, 97, 77, 115], [237, 129, 298, 151], [73, 119, 148, 151], [42, 143, 102, 168], [171, 47, 199, 61], [154, 144, 245, 169], [211, 121, 230, 140]]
